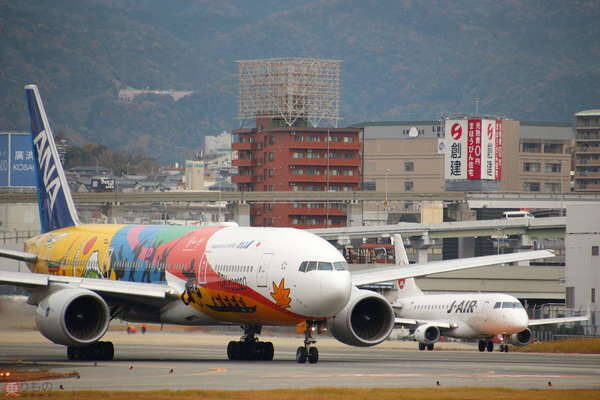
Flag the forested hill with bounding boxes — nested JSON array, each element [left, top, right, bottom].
[[1, 0, 599, 163]]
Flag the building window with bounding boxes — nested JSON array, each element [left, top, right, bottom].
[[592, 288, 596, 304], [592, 246, 599, 256], [523, 182, 540, 192], [523, 162, 541, 172], [404, 181, 414, 191], [268, 152, 274, 161], [545, 163, 562, 173], [294, 135, 305, 142], [566, 286, 574, 308], [544, 182, 560, 193], [544, 143, 563, 154], [522, 142, 541, 153], [292, 152, 303, 158], [405, 161, 414, 172]]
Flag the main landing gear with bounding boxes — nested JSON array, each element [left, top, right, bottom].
[[227, 325, 274, 361], [478, 338, 509, 352], [478, 339, 495, 352], [67, 341, 114, 361], [296, 321, 321, 364], [418, 343, 434, 351]]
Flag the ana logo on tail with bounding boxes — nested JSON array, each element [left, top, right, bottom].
[[33, 129, 61, 212]]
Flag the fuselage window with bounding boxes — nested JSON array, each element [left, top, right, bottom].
[[333, 261, 348, 271], [299, 261, 307, 272], [306, 261, 317, 272], [318, 262, 333, 271]]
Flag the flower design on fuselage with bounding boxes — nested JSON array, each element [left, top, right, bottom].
[[270, 279, 291, 309]]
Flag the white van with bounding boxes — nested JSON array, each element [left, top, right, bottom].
[[503, 211, 535, 219]]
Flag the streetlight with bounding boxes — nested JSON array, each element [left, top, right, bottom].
[[384, 168, 390, 205]]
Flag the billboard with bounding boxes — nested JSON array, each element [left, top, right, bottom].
[[445, 119, 502, 181], [444, 120, 468, 180], [0, 133, 36, 187]]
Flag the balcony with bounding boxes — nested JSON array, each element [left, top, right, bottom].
[[232, 142, 257, 151], [231, 175, 256, 184], [575, 146, 600, 153], [288, 174, 359, 184], [291, 223, 347, 229], [289, 157, 361, 167], [232, 159, 255, 167], [284, 204, 347, 217], [289, 141, 361, 150]]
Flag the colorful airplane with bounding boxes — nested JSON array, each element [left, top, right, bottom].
[[390, 234, 589, 352], [0, 85, 555, 363]]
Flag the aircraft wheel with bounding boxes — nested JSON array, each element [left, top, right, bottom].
[[227, 341, 242, 360], [427, 343, 434, 351], [486, 341, 494, 352], [418, 343, 426, 351], [262, 342, 274, 361], [478, 340, 486, 352], [504, 345, 509, 353], [100, 341, 114, 360], [308, 347, 319, 364], [296, 347, 307, 364], [67, 346, 80, 360]]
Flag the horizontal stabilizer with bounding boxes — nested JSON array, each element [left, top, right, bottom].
[[352, 249, 555, 287], [0, 249, 37, 263], [528, 315, 590, 326]]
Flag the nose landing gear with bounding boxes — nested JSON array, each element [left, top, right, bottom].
[[296, 321, 322, 364], [227, 325, 274, 361]]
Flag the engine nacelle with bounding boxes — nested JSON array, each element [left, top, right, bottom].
[[510, 328, 532, 346], [327, 287, 395, 347], [414, 324, 441, 345], [35, 288, 110, 346]]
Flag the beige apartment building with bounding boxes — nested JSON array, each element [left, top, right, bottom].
[[356, 120, 572, 195], [573, 110, 600, 192]]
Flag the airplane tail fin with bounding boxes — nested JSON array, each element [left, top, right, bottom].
[[393, 234, 423, 298], [25, 84, 80, 233]]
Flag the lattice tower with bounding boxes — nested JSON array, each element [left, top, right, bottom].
[[237, 58, 342, 128]]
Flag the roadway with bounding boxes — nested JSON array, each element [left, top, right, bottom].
[[0, 331, 599, 391]]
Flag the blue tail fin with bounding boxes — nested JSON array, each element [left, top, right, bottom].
[[25, 84, 80, 233]]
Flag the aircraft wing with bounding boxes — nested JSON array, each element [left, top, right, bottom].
[[351, 249, 555, 287], [528, 315, 590, 326], [0, 270, 177, 300], [394, 318, 455, 329]]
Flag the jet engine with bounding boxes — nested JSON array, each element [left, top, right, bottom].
[[35, 288, 110, 346], [327, 288, 395, 347], [414, 324, 441, 345], [509, 328, 532, 346]]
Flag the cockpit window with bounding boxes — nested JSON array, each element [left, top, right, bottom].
[[334, 261, 348, 271], [299, 261, 307, 272], [494, 302, 501, 309], [318, 262, 333, 271], [500, 301, 523, 309], [306, 261, 318, 272]]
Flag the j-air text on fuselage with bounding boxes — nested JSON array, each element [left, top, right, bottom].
[[0, 85, 557, 363], [389, 234, 589, 352]]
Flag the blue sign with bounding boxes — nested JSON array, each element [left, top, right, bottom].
[[0, 135, 8, 186], [10, 134, 36, 187], [0, 133, 36, 187]]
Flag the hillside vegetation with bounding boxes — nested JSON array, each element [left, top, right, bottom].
[[1, 0, 599, 163]]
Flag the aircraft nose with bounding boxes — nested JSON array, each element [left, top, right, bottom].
[[307, 271, 352, 318], [513, 310, 529, 331]]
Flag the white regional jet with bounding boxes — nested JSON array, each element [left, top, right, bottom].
[[390, 235, 589, 352], [0, 85, 556, 363]]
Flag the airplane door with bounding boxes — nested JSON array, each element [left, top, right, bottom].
[[257, 253, 273, 287], [197, 252, 209, 284]]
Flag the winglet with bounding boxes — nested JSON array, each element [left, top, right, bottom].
[[25, 84, 80, 233]]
